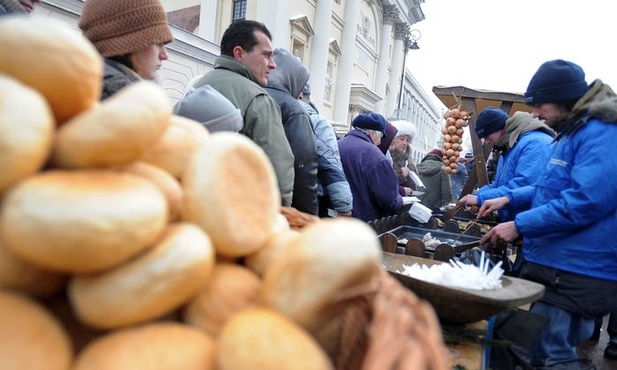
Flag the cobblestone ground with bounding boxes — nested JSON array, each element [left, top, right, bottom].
[[577, 315, 617, 370]]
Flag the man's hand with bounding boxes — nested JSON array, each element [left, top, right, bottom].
[[477, 196, 509, 219], [458, 194, 478, 207], [480, 221, 519, 244]]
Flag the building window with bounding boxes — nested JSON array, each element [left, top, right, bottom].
[[232, 0, 247, 23]]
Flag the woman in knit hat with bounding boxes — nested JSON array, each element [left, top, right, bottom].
[[78, 0, 174, 100], [388, 120, 420, 196]]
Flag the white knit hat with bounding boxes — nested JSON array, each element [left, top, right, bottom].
[[390, 119, 417, 139], [173, 85, 243, 133]]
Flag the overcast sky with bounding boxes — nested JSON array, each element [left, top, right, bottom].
[[408, 0, 615, 110]]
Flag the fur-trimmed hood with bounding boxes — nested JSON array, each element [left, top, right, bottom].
[[575, 79, 617, 122]]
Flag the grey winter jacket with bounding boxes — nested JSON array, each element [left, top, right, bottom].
[[299, 100, 353, 213], [265, 48, 318, 214], [193, 56, 295, 206], [0, 0, 24, 14], [100, 58, 141, 100]]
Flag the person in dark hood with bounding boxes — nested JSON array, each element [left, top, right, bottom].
[[416, 149, 453, 209], [265, 48, 318, 215], [479, 59, 617, 367], [458, 108, 555, 223]]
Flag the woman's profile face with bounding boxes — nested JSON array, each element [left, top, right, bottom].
[[392, 135, 411, 153], [130, 43, 169, 80]]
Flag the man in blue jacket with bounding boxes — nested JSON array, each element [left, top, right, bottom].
[[479, 59, 617, 368], [459, 108, 555, 222], [338, 113, 403, 222]]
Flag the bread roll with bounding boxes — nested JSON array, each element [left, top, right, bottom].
[[261, 218, 382, 333], [0, 17, 102, 124], [0, 290, 73, 370], [73, 322, 216, 370], [140, 114, 211, 179], [0, 238, 66, 297], [217, 307, 333, 370], [244, 228, 301, 277], [41, 293, 105, 354], [50, 81, 171, 169], [183, 263, 261, 337], [183, 132, 280, 257], [0, 170, 168, 273], [123, 161, 184, 222], [0, 73, 54, 195], [69, 223, 215, 329]]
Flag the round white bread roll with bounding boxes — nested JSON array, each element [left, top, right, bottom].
[[261, 218, 382, 333], [217, 307, 333, 370], [183, 263, 261, 337], [0, 17, 102, 125], [69, 223, 215, 329], [244, 228, 301, 277], [140, 114, 211, 179], [0, 290, 73, 370], [73, 322, 216, 370], [50, 81, 171, 169], [0, 170, 168, 274], [183, 132, 280, 257], [0, 73, 54, 196], [0, 238, 67, 297], [123, 161, 184, 222]]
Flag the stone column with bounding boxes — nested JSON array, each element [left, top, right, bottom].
[[197, 0, 218, 41], [333, 0, 361, 126], [373, 5, 397, 114], [307, 0, 334, 112], [254, 0, 291, 49], [386, 22, 408, 119]]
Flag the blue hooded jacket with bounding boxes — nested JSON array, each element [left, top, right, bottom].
[[477, 125, 554, 222]]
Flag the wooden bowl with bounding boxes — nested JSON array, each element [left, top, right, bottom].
[[382, 252, 545, 323]]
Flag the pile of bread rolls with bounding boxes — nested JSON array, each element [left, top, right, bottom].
[[0, 17, 452, 370]]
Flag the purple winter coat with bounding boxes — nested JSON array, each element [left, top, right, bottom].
[[338, 130, 403, 222]]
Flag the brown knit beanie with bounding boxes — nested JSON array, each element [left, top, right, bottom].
[[79, 0, 173, 58]]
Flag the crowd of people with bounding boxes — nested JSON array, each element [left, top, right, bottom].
[[4, 2, 615, 368]]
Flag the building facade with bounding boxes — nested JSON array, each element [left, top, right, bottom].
[[33, 0, 443, 159]]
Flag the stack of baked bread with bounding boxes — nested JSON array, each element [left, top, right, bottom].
[[0, 17, 448, 370]]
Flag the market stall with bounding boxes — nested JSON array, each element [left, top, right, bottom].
[[432, 85, 532, 197]]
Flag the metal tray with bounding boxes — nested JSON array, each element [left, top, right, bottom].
[[382, 225, 481, 249], [382, 252, 545, 323]]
